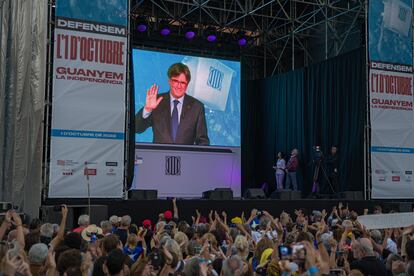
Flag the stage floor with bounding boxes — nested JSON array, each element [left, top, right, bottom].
[[42, 198, 412, 228]]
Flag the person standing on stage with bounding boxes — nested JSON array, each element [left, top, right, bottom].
[[285, 149, 299, 191], [326, 145, 339, 193], [273, 152, 286, 191]]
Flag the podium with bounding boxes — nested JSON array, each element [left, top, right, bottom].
[[132, 144, 241, 198]]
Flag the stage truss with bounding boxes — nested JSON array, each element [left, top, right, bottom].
[[131, 0, 365, 78]]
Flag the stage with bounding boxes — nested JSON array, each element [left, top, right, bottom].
[[41, 198, 413, 229]]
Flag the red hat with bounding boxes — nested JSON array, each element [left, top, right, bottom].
[[164, 210, 173, 220], [142, 219, 152, 228]]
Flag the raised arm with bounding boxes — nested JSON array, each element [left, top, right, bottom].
[[172, 198, 179, 220], [11, 211, 25, 249], [50, 205, 68, 249], [246, 209, 257, 225], [0, 211, 12, 241]]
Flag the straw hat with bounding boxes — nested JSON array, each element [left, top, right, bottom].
[[81, 224, 103, 242]]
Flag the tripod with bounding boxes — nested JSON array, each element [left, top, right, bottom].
[[311, 159, 335, 194]]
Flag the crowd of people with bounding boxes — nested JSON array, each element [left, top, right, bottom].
[[0, 199, 413, 276]]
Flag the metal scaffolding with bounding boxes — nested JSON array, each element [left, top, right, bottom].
[[131, 0, 365, 78]]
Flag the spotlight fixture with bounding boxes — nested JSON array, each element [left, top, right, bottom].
[[136, 17, 148, 33], [237, 32, 247, 46], [185, 30, 196, 39], [205, 27, 217, 42], [184, 24, 196, 39], [238, 37, 247, 46], [159, 21, 171, 36], [136, 22, 147, 32]]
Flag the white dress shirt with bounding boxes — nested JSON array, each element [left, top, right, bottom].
[[142, 93, 185, 124]]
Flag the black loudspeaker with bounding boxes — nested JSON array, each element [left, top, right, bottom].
[[40, 205, 108, 230], [128, 189, 158, 200], [202, 188, 233, 200], [270, 190, 302, 200], [243, 188, 266, 199], [397, 203, 413, 212], [339, 191, 363, 200]]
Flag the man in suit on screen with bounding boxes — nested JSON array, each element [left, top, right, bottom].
[[135, 63, 210, 145]]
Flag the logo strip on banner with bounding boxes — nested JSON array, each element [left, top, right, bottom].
[[371, 147, 414, 154], [49, 0, 127, 198], [368, 0, 414, 199], [51, 129, 125, 140]]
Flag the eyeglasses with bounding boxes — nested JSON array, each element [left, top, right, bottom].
[[170, 79, 188, 87]]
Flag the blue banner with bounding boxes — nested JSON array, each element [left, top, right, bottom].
[[56, 0, 127, 26], [369, 0, 412, 65]]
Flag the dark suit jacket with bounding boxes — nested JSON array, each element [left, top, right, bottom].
[[135, 93, 210, 145]]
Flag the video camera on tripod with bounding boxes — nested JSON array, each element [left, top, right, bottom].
[[311, 146, 334, 194], [313, 146, 324, 162]]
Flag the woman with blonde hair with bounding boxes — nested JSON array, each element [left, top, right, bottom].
[[234, 235, 249, 260], [174, 231, 189, 259]]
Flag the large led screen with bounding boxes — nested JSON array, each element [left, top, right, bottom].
[[132, 49, 241, 147]]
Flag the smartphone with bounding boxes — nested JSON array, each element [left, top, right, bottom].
[[278, 245, 291, 260], [292, 244, 306, 260]]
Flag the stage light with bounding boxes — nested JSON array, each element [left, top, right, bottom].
[[185, 30, 196, 39], [160, 26, 171, 36], [184, 24, 196, 39], [237, 32, 247, 46], [137, 23, 147, 32], [136, 17, 148, 33], [205, 27, 217, 42], [238, 38, 247, 46], [207, 34, 217, 42], [159, 21, 171, 36]]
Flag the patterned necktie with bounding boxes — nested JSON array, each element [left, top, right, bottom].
[[171, 100, 179, 142]]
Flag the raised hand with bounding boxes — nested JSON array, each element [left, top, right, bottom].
[[11, 211, 22, 226], [45, 247, 56, 270], [214, 211, 220, 221], [61, 204, 68, 218], [250, 209, 258, 218], [16, 257, 31, 276], [144, 84, 163, 112], [3, 251, 18, 276], [5, 210, 12, 223], [321, 209, 327, 219]]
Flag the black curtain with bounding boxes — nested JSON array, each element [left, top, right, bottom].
[[242, 49, 366, 195]]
